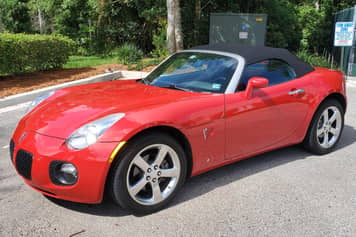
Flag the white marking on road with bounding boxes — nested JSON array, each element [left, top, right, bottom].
[[0, 102, 30, 114], [347, 80, 356, 88], [3, 145, 9, 149]]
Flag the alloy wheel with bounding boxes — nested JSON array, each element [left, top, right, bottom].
[[316, 106, 342, 149], [126, 144, 181, 206]]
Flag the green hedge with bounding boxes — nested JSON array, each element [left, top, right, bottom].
[[0, 33, 76, 74]]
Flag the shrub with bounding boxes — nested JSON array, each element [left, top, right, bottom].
[[128, 61, 144, 71], [0, 33, 76, 74], [296, 50, 332, 68], [127, 58, 162, 71], [151, 28, 168, 58], [116, 43, 143, 65], [144, 58, 161, 67]]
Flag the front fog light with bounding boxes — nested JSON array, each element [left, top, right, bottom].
[[49, 161, 78, 186]]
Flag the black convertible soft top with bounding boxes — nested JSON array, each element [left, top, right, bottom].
[[190, 44, 315, 78]]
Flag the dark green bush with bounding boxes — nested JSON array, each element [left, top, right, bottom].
[[115, 43, 143, 65], [0, 33, 76, 74], [151, 26, 168, 58]]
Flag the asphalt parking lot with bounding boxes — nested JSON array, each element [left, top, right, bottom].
[[1, 83, 356, 237]]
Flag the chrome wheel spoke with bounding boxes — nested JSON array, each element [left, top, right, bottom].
[[317, 128, 324, 137], [160, 168, 179, 178], [329, 127, 338, 135], [322, 110, 329, 125], [133, 155, 150, 172], [151, 182, 163, 202], [154, 145, 168, 166], [129, 177, 147, 196], [322, 131, 329, 147]]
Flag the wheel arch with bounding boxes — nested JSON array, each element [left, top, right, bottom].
[[103, 125, 193, 203], [321, 92, 347, 112], [131, 126, 192, 178], [108, 125, 193, 180], [303, 92, 346, 142], [302, 92, 346, 154]]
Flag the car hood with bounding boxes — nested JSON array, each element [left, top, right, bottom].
[[22, 80, 200, 138]]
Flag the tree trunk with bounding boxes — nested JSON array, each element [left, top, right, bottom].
[[194, 0, 201, 44], [167, 0, 184, 54], [97, 0, 106, 27], [38, 8, 43, 34], [195, 0, 201, 20], [314, 0, 320, 11], [174, 0, 184, 51], [167, 0, 176, 54]]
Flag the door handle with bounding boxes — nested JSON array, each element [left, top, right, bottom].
[[288, 89, 305, 96]]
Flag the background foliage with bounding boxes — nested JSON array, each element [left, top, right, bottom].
[[115, 43, 144, 65], [0, 0, 355, 66]]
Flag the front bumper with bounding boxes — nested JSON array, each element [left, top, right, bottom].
[[10, 130, 118, 204]]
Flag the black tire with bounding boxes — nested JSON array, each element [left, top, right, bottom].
[[303, 99, 344, 155], [108, 133, 187, 215]]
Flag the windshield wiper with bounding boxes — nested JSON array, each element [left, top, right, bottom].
[[139, 77, 150, 85], [160, 84, 192, 92]]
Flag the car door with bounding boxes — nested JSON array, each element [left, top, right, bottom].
[[225, 59, 311, 159]]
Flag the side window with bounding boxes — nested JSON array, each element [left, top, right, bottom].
[[237, 59, 296, 91]]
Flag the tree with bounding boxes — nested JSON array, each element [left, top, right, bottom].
[[28, 0, 63, 34], [1, 0, 356, 56], [259, 0, 301, 51], [0, 0, 32, 33], [167, 0, 183, 54]]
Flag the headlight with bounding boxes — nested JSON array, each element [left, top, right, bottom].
[[66, 113, 125, 150], [26, 91, 55, 113]]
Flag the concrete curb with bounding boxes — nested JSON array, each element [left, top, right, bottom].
[[0, 70, 148, 108], [347, 76, 356, 81], [1, 71, 351, 109]]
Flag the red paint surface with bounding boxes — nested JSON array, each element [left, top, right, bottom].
[[11, 67, 346, 203]]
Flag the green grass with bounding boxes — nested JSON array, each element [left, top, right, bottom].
[[64, 56, 117, 69], [63, 55, 162, 70]]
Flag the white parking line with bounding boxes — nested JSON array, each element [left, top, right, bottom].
[[0, 102, 30, 114], [2, 145, 9, 149]]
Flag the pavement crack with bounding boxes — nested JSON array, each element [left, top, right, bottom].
[[69, 230, 86, 237]]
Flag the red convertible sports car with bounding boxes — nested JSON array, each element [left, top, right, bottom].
[[10, 44, 346, 214]]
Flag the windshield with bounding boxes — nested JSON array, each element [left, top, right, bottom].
[[144, 52, 238, 93]]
